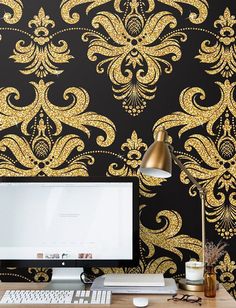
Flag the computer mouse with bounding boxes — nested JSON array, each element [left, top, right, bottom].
[[133, 297, 149, 307]]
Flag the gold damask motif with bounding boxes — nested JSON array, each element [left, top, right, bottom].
[[144, 256, 177, 274], [60, 0, 115, 24], [155, 0, 208, 24], [215, 253, 236, 298], [154, 80, 236, 137], [177, 129, 236, 239], [0, 80, 116, 147], [60, 0, 209, 115], [93, 257, 177, 275], [107, 130, 165, 197], [82, 0, 187, 115], [60, 0, 208, 24], [28, 268, 50, 282], [32, 117, 52, 159], [140, 208, 202, 260], [10, 8, 73, 77], [0, 132, 95, 176], [0, 0, 23, 24], [196, 8, 236, 78], [154, 80, 236, 239]]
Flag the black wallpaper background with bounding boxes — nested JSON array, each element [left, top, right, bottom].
[[0, 0, 235, 299]]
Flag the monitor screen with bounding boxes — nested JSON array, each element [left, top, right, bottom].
[[0, 177, 139, 268]]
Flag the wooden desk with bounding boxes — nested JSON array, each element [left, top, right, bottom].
[[0, 282, 235, 307]]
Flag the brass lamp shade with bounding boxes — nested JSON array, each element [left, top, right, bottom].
[[140, 128, 172, 178]]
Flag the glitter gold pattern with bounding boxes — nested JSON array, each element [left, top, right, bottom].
[[60, 0, 209, 115], [196, 8, 236, 78], [0, 0, 23, 24], [0, 80, 116, 147], [155, 0, 208, 24], [60, 0, 114, 24], [0, 132, 95, 176], [82, 0, 187, 115], [10, 8, 74, 77], [28, 268, 50, 282], [215, 253, 236, 298], [178, 128, 236, 239], [93, 257, 177, 275], [140, 208, 202, 260], [60, 0, 209, 24], [154, 80, 236, 137], [107, 131, 165, 197], [154, 80, 236, 239], [0, 272, 31, 282]]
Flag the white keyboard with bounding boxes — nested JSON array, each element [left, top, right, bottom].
[[0, 289, 112, 305]]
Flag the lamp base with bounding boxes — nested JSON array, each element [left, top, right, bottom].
[[178, 278, 204, 292]]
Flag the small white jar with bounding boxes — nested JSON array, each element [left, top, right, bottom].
[[185, 261, 204, 281]]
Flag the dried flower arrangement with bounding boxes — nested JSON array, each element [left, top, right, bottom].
[[204, 241, 227, 266]]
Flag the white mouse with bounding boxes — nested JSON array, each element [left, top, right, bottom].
[[133, 297, 149, 307]]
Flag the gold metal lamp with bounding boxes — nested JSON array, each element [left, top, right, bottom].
[[140, 127, 206, 291]]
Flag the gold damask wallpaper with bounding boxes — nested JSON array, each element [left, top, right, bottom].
[[0, 0, 235, 299]]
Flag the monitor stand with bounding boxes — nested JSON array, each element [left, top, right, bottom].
[[46, 268, 85, 290]]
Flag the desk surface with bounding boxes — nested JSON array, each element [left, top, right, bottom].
[[0, 282, 235, 307]]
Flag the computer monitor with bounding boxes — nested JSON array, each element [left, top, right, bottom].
[[0, 176, 139, 286]]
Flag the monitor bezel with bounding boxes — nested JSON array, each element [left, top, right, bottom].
[[0, 176, 139, 268]]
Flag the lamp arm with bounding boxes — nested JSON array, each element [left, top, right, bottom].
[[169, 148, 206, 264], [170, 151, 204, 193]]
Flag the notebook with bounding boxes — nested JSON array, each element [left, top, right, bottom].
[[91, 276, 177, 294], [104, 274, 165, 287]]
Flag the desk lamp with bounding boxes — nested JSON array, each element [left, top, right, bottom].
[[139, 127, 206, 291]]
